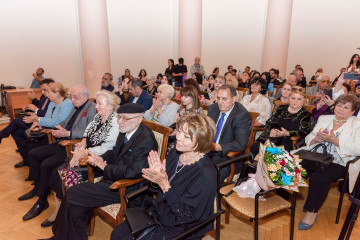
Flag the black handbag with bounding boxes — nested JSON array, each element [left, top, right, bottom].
[[296, 143, 334, 173], [24, 128, 46, 142], [124, 207, 159, 240]]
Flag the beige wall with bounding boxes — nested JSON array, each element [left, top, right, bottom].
[[202, 0, 268, 76], [2, 0, 360, 89], [106, 0, 175, 83], [0, 0, 83, 88], [287, 0, 360, 81]]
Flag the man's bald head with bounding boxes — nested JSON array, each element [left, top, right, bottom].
[[70, 85, 89, 107], [287, 75, 297, 86]]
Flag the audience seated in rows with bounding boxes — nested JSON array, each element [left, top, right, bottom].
[[15, 82, 74, 168], [46, 103, 158, 240], [111, 113, 217, 240], [0, 78, 53, 147], [18, 85, 98, 224]]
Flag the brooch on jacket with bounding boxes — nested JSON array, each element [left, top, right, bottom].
[[81, 110, 87, 118]]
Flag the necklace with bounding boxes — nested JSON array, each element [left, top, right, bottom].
[[334, 118, 348, 125], [168, 153, 202, 183]]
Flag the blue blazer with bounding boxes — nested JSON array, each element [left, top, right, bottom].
[[129, 90, 153, 111]]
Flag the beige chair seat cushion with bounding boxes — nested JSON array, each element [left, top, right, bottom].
[[99, 203, 121, 219], [220, 184, 291, 218], [93, 176, 120, 219]]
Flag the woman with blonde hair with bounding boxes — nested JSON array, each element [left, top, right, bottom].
[[251, 87, 311, 153]]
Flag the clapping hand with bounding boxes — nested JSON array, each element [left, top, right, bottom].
[[316, 129, 338, 146], [142, 150, 170, 193], [152, 98, 162, 110], [87, 151, 107, 170]]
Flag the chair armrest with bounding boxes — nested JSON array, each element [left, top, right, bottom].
[[227, 151, 243, 158], [216, 153, 253, 172], [172, 209, 225, 240], [290, 136, 301, 141], [124, 185, 150, 205], [110, 178, 145, 190], [253, 126, 265, 132], [59, 139, 82, 147], [40, 129, 53, 134], [346, 156, 360, 167]]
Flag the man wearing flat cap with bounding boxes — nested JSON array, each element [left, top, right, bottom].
[[47, 103, 158, 240]]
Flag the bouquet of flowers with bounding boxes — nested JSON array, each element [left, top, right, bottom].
[[255, 139, 307, 192]]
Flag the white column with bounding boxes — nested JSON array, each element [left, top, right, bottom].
[[261, 0, 293, 78], [78, 0, 111, 96], [178, 0, 202, 70]]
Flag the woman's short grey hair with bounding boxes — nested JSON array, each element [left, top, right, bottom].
[[147, 76, 156, 84], [94, 90, 121, 111], [158, 84, 175, 99]]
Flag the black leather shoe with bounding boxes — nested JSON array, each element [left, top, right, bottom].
[[14, 161, 27, 168], [22, 202, 49, 221], [37, 236, 57, 240], [41, 219, 55, 228], [18, 190, 36, 201]]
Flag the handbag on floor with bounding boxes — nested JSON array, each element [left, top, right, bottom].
[[296, 143, 334, 173], [124, 207, 160, 240]]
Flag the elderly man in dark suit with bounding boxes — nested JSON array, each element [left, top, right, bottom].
[[208, 85, 252, 182], [41, 103, 158, 240], [117, 78, 152, 111], [18, 85, 97, 221]]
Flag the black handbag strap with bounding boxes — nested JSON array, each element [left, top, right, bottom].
[[311, 143, 329, 155]]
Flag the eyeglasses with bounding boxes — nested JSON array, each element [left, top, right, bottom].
[[320, 80, 330, 84], [71, 95, 82, 100], [117, 115, 139, 122]]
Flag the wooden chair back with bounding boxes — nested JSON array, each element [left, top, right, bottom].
[[272, 100, 288, 113], [141, 120, 173, 160], [305, 95, 315, 105], [304, 104, 316, 114]]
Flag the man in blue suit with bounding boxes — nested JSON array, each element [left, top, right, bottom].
[[118, 79, 152, 111]]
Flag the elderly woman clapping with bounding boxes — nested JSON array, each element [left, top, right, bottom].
[[144, 84, 179, 127], [111, 113, 217, 240], [295, 94, 360, 230]]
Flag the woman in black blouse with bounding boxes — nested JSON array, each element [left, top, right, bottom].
[[143, 76, 157, 96], [111, 113, 217, 240], [165, 59, 175, 76], [251, 88, 311, 154]]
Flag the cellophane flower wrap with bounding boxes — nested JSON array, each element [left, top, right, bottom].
[[255, 139, 307, 192]]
